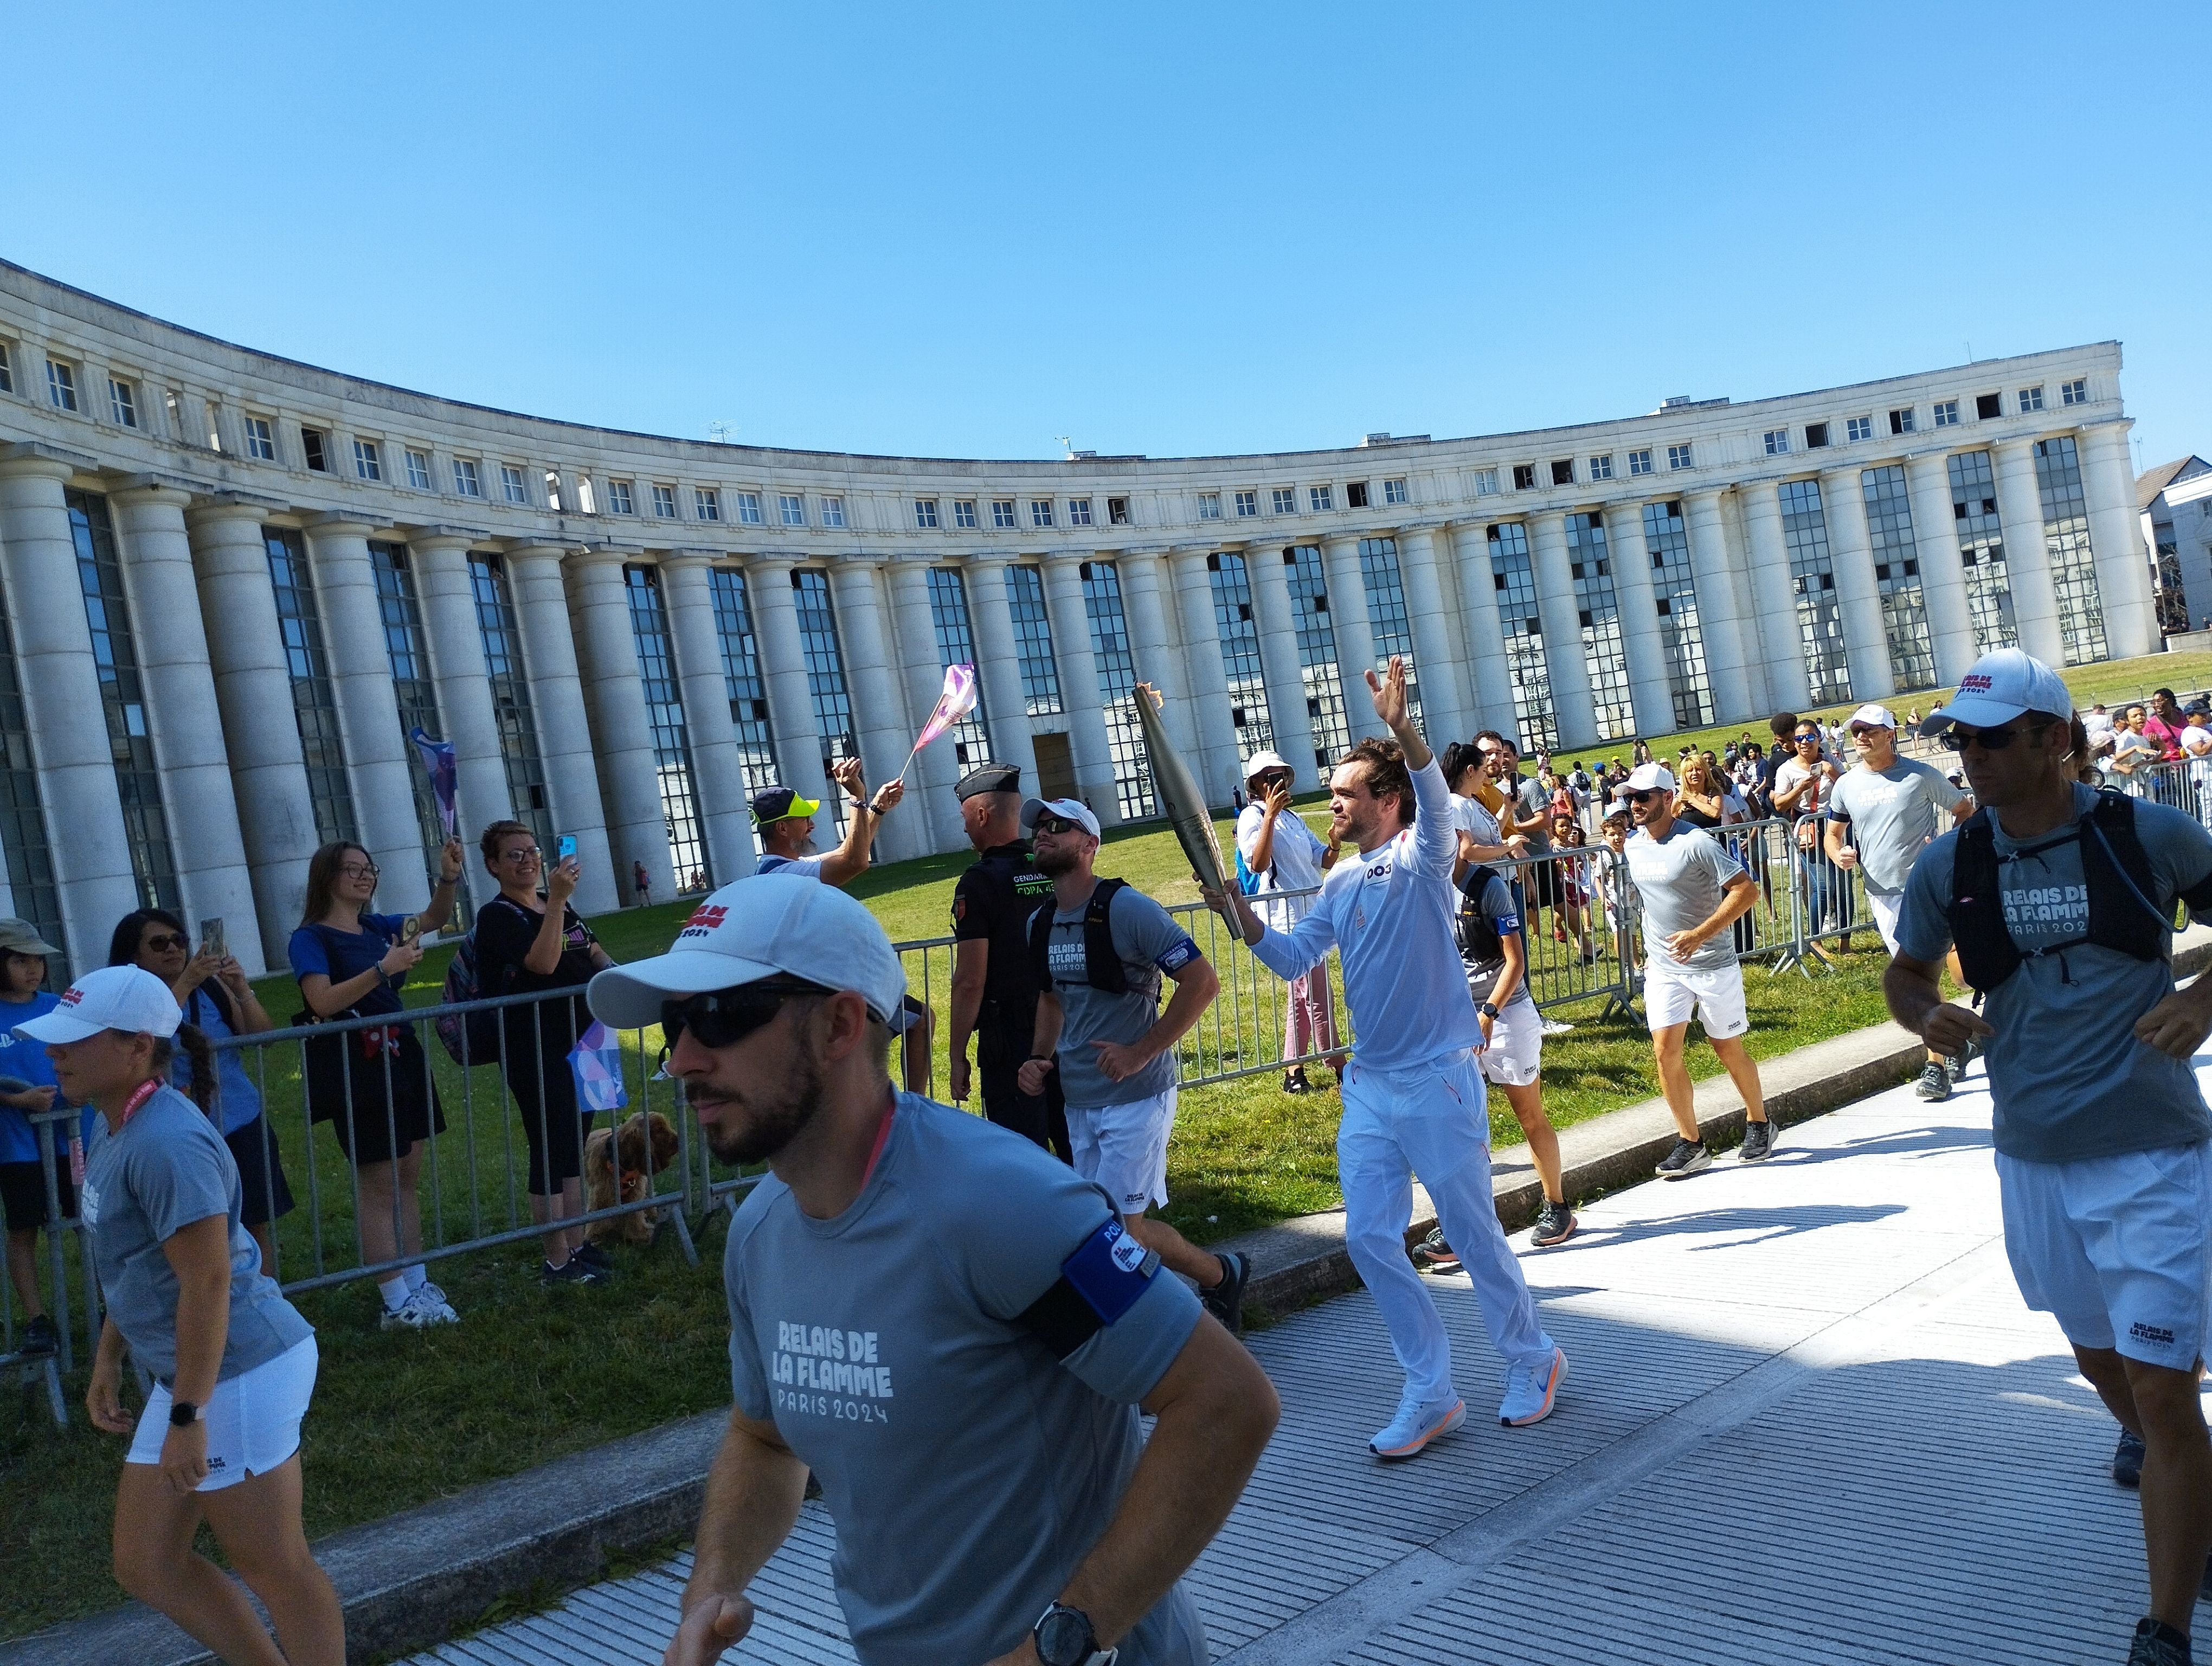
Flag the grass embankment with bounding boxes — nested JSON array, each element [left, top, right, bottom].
[[0, 795, 1911, 1638]]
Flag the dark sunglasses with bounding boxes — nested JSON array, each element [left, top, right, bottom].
[[1938, 721, 2052, 754], [661, 979, 832, 1050], [144, 931, 188, 953], [1624, 788, 1666, 804], [1793, 733, 1821, 744], [1033, 816, 1087, 837]]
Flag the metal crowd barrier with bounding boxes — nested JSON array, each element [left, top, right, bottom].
[[2126, 755, 2212, 828]]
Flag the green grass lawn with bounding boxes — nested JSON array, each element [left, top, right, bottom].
[[0, 800, 1915, 1639]]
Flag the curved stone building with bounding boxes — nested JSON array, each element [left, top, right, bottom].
[[0, 259, 2155, 973]]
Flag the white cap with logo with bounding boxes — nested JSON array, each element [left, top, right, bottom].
[[1612, 762, 1677, 800], [1020, 797, 1102, 841], [1848, 703, 1898, 731], [14, 965, 183, 1045], [1919, 648, 2073, 736], [586, 875, 909, 1033], [1242, 749, 1293, 783]]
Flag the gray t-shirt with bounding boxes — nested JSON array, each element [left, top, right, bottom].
[[1457, 869, 1537, 1011], [1512, 776, 1553, 854], [78, 1086, 313, 1384], [756, 853, 827, 880], [1828, 758, 1960, 895], [1623, 821, 1746, 973], [1045, 882, 1203, 1108], [724, 1095, 1206, 1666], [1896, 785, 2212, 1164]]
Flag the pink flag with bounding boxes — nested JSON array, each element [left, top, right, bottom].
[[914, 663, 978, 751]]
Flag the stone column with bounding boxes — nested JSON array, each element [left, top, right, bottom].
[[504, 545, 618, 916], [744, 557, 831, 810], [182, 495, 325, 968], [1904, 454, 1979, 683], [1041, 554, 1120, 825], [1166, 547, 1242, 807], [1319, 533, 1375, 703], [1599, 498, 1674, 739], [1115, 549, 1201, 773], [2078, 422, 2161, 659], [1243, 540, 1320, 780], [1818, 469, 1895, 701], [829, 558, 923, 862], [1738, 480, 1812, 712], [885, 554, 960, 855], [108, 480, 265, 972], [1396, 525, 1470, 746], [301, 515, 425, 893], [410, 531, 518, 909], [1528, 512, 1598, 750], [963, 556, 1041, 794], [1450, 522, 1518, 733], [1682, 490, 1756, 725], [661, 553, 758, 883], [1992, 438, 2065, 666], [563, 549, 671, 904]]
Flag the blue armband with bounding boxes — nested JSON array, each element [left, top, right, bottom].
[[1012, 1217, 1162, 1359]]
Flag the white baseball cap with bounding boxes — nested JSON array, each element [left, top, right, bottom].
[[15, 965, 182, 1045], [1613, 762, 1677, 800], [585, 875, 909, 1033], [1242, 749, 1293, 782], [1847, 703, 1898, 731], [1020, 797, 1101, 841], [1920, 648, 2073, 736]]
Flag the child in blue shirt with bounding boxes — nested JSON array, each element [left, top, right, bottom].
[[0, 919, 77, 1356]]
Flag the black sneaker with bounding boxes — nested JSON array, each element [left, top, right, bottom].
[[21, 1313, 57, 1357], [2113, 1427, 2146, 1488], [1530, 1200, 1577, 1247], [2128, 1617, 2192, 1665], [1655, 1138, 1712, 1180], [575, 1241, 617, 1275], [540, 1257, 602, 1287], [1949, 1036, 1979, 1082], [1739, 1120, 1777, 1163], [1913, 1060, 1953, 1101], [1203, 1250, 1251, 1336], [1282, 1072, 1311, 1095], [1411, 1227, 1461, 1273]]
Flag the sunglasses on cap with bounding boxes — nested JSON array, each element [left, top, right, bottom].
[[1937, 720, 2054, 754], [661, 978, 835, 1050]]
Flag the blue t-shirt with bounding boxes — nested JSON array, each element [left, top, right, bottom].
[[287, 913, 409, 1017], [0, 992, 89, 1163], [178, 986, 266, 1137]]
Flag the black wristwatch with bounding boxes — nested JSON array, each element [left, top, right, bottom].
[[1478, 1001, 1499, 1020], [169, 1399, 201, 1428], [1033, 1603, 1115, 1666]]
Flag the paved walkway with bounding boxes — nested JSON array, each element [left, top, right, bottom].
[[407, 1060, 2186, 1666]]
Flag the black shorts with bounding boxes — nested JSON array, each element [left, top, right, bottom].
[[0, 1146, 74, 1233], [1529, 857, 1561, 909], [311, 1030, 447, 1168], [223, 1115, 296, 1228]]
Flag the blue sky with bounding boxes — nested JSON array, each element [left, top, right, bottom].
[[7, 3, 2207, 471]]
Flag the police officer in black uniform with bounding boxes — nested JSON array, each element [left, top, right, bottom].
[[946, 762, 1071, 1161]]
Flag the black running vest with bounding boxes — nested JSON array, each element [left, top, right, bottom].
[[1026, 877, 1131, 996], [1454, 863, 1507, 966]]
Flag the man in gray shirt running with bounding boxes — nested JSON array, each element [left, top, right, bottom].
[[589, 877, 1278, 1666]]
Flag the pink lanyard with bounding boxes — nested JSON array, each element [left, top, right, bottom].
[[860, 1097, 896, 1189], [115, 1078, 161, 1130]]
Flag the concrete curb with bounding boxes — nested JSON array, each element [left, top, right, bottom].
[[18, 938, 2210, 1666]]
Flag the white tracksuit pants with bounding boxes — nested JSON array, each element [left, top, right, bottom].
[[1340, 1047, 1556, 1402]]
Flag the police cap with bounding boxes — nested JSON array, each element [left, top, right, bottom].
[[955, 762, 1022, 800]]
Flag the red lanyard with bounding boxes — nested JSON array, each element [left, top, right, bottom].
[[860, 1097, 896, 1188], [117, 1079, 161, 1130]]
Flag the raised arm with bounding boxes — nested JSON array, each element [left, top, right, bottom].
[[817, 758, 903, 888]]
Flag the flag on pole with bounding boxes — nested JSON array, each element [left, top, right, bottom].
[[408, 727, 459, 837], [894, 663, 978, 782], [568, 1021, 630, 1114]]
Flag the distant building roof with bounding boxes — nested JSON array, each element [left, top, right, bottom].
[[2140, 456, 2212, 511]]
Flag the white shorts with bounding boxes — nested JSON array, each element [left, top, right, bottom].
[[1068, 1087, 1175, 1216], [1642, 958, 1749, 1040], [1477, 999, 1543, 1087], [1866, 889, 1904, 956], [128, 1336, 318, 1491], [1997, 1143, 2212, 1372]]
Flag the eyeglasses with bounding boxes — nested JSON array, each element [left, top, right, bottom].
[[500, 847, 542, 863], [661, 979, 832, 1050], [144, 932, 187, 953], [1033, 817, 1086, 837], [1937, 721, 2053, 753], [337, 862, 380, 880]]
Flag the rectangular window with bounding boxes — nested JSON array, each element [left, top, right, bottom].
[[1272, 488, 1297, 515], [1346, 481, 1370, 510], [1234, 490, 1259, 517], [1949, 449, 2016, 653], [0, 342, 12, 394], [777, 492, 806, 527], [1206, 551, 1274, 754], [953, 498, 978, 529], [496, 463, 525, 503], [45, 359, 77, 412], [1384, 477, 1409, 504], [624, 565, 709, 885], [1069, 498, 1094, 527], [2020, 386, 2045, 413], [1031, 499, 1055, 528], [983, 498, 1011, 529], [1550, 459, 1576, 487], [1667, 443, 1694, 471], [1079, 562, 1153, 820], [792, 568, 860, 837], [352, 438, 382, 481], [1933, 400, 1960, 428], [1861, 465, 1937, 691], [1284, 546, 1351, 770], [470, 555, 553, 850], [924, 569, 995, 767], [108, 378, 137, 428], [695, 486, 722, 522], [1475, 467, 1502, 494], [455, 458, 483, 497], [261, 524, 359, 844], [1805, 422, 1830, 449], [1565, 512, 1634, 741], [1309, 485, 1335, 512], [821, 495, 846, 528], [704, 568, 783, 832], [1779, 478, 1851, 702], [1847, 416, 1873, 443], [1626, 451, 1652, 477], [303, 428, 331, 472], [69, 490, 179, 910], [734, 491, 764, 524], [1587, 455, 1613, 482], [915, 498, 940, 529], [1764, 429, 1790, 456], [1889, 407, 1916, 435], [1512, 465, 1538, 491], [1197, 491, 1223, 520], [2033, 434, 2110, 668], [406, 448, 433, 490], [1975, 393, 2003, 421], [243, 415, 275, 460], [1005, 565, 1064, 717], [1359, 536, 1425, 732], [2062, 377, 2088, 406], [607, 478, 635, 514], [1486, 522, 1555, 752], [368, 542, 461, 895], [1107, 496, 1130, 526], [1641, 501, 1715, 728], [652, 483, 677, 517]]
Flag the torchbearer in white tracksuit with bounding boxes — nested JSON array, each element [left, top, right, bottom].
[[1204, 658, 1568, 1460]]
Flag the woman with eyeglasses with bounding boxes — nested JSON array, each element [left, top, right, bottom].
[[111, 909, 294, 1272], [288, 836, 464, 1330], [472, 821, 618, 1285]]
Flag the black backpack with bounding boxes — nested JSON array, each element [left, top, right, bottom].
[[1026, 877, 1131, 996]]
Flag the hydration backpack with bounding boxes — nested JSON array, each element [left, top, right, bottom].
[[1026, 877, 1132, 996]]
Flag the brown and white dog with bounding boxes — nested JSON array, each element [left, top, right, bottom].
[[582, 1110, 681, 1246]]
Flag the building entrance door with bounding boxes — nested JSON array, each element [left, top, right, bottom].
[[1032, 731, 1077, 801]]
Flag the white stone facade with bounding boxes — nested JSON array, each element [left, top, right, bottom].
[[0, 260, 2158, 975]]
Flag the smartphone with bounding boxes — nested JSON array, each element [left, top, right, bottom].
[[401, 916, 422, 946], [556, 835, 577, 864], [198, 917, 225, 960]]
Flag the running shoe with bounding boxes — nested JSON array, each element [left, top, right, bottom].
[[20, 1313, 57, 1357], [2127, 1618, 2192, 1665], [1497, 1347, 1569, 1427], [1949, 1037, 1978, 1082], [1411, 1228, 1461, 1273], [1739, 1120, 1777, 1163], [420, 1279, 449, 1307], [382, 1286, 462, 1327], [1913, 1060, 1952, 1102], [1203, 1250, 1251, 1337], [575, 1242, 616, 1275], [1540, 1018, 1576, 1038], [1530, 1200, 1577, 1247], [2113, 1427, 2146, 1488], [1281, 1072, 1311, 1095], [1368, 1391, 1465, 1460], [538, 1258, 603, 1289], [1655, 1138, 1712, 1180]]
